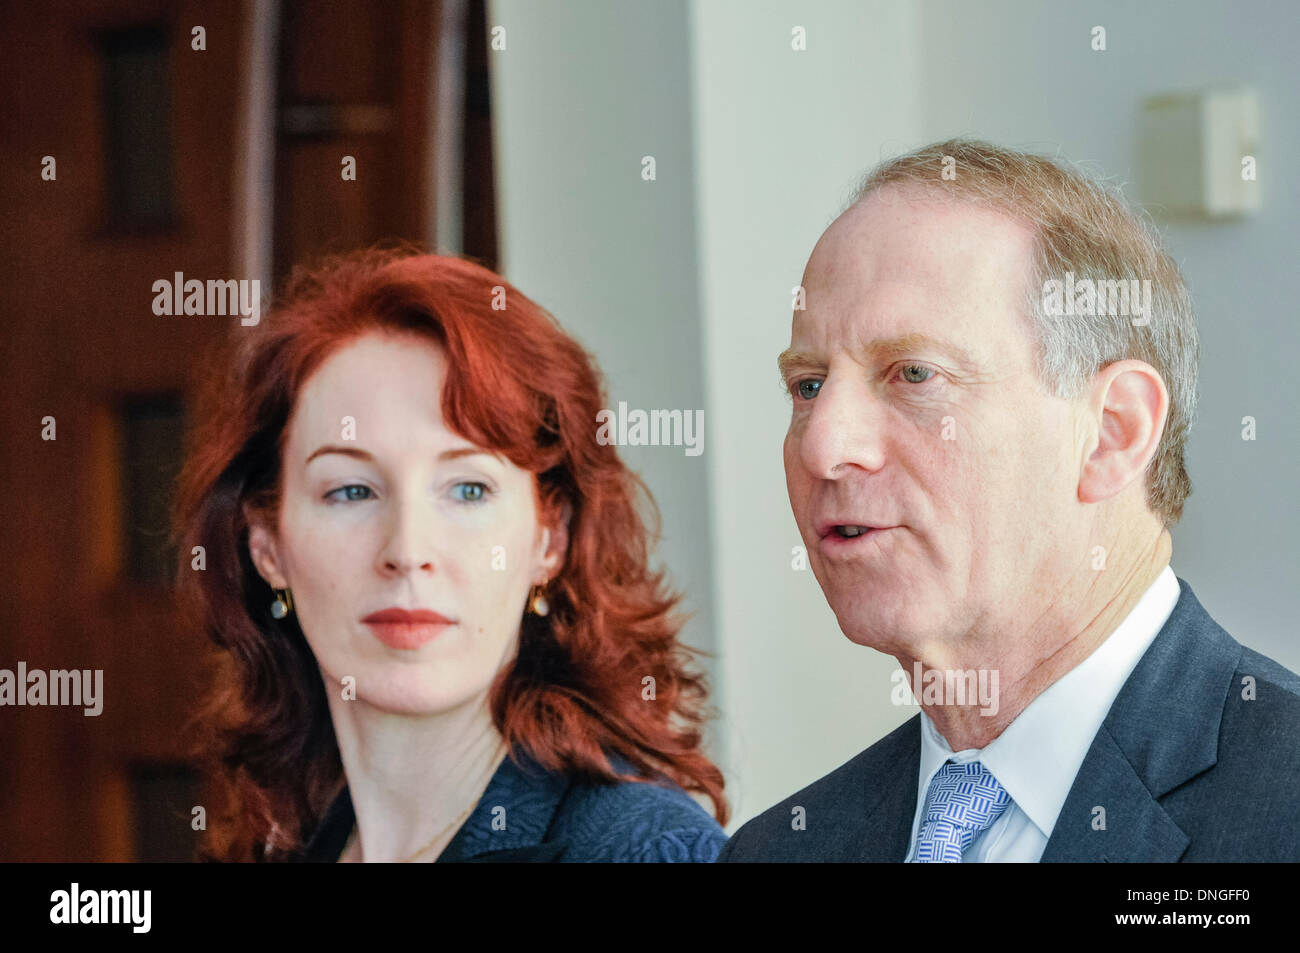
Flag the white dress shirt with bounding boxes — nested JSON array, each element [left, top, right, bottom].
[[903, 565, 1181, 862]]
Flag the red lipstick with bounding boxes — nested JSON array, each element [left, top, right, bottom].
[[362, 607, 455, 650]]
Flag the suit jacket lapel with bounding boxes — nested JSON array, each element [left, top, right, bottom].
[[462, 841, 569, 862], [1040, 723, 1189, 861], [437, 752, 572, 862], [295, 751, 572, 862], [1042, 578, 1240, 862], [856, 715, 921, 861]]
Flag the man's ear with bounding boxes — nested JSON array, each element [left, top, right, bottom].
[[244, 504, 289, 590], [1078, 359, 1169, 506], [536, 499, 573, 580]]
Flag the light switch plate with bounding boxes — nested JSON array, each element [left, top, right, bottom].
[[1139, 86, 1260, 219]]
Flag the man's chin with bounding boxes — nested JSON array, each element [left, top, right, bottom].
[[838, 623, 911, 655], [831, 602, 937, 654]]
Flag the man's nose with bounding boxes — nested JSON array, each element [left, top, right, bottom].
[[796, 374, 887, 479]]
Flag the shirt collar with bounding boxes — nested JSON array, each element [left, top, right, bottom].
[[916, 565, 1180, 839]]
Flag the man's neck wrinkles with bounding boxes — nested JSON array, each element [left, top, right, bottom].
[[921, 527, 1172, 750]]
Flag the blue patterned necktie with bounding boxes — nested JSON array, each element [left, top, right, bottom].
[[914, 760, 1011, 862]]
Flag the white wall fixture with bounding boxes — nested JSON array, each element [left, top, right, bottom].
[[1139, 86, 1261, 219]]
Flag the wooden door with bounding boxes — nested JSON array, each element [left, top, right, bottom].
[[1, 0, 452, 861]]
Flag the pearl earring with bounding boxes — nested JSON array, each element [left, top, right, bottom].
[[528, 584, 550, 617], [271, 588, 294, 619]]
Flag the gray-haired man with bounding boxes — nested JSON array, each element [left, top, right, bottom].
[[720, 140, 1300, 862]]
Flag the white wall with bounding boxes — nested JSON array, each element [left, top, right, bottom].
[[487, 0, 720, 737]]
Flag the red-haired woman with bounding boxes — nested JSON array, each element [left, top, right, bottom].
[[173, 248, 727, 862]]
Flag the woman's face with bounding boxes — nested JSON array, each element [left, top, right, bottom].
[[247, 330, 567, 715]]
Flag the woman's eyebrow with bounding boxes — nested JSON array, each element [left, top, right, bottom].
[[305, 445, 372, 466], [304, 445, 497, 466]]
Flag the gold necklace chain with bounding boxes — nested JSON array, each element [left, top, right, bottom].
[[342, 743, 506, 863], [397, 801, 476, 863], [342, 799, 474, 864]]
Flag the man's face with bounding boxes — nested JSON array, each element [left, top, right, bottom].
[[781, 186, 1087, 662]]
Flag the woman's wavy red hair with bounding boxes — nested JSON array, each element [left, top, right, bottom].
[[173, 247, 727, 861]]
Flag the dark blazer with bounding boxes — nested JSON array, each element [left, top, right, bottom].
[[295, 750, 726, 862], [718, 578, 1300, 862]]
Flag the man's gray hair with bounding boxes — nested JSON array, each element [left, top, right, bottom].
[[850, 138, 1199, 525]]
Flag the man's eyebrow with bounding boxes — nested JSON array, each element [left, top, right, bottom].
[[776, 334, 977, 379], [866, 333, 978, 366], [304, 445, 496, 466], [776, 349, 820, 379]]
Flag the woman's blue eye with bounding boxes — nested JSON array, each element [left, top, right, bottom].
[[796, 379, 822, 400], [900, 364, 934, 384], [326, 484, 373, 503], [453, 481, 489, 503]]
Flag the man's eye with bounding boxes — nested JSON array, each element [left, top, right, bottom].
[[452, 481, 490, 503], [794, 379, 822, 400], [899, 364, 935, 384], [325, 484, 373, 503]]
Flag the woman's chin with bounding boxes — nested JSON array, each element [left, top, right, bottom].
[[360, 694, 466, 716], [355, 686, 481, 717], [323, 662, 489, 716]]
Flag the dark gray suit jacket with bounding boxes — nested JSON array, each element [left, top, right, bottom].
[[718, 578, 1300, 862]]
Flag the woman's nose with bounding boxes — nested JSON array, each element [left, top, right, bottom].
[[377, 497, 438, 576]]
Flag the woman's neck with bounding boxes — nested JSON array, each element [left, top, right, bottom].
[[327, 690, 507, 863]]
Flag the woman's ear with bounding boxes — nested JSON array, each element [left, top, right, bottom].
[[537, 499, 573, 579], [244, 504, 289, 589]]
